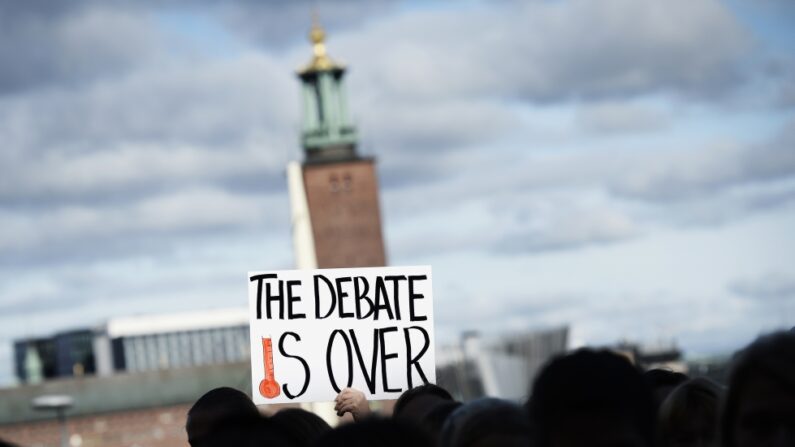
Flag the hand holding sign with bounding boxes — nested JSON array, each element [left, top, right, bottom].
[[334, 387, 371, 420], [248, 266, 435, 405]]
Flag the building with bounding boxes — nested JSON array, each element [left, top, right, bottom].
[[284, 20, 392, 422], [687, 355, 732, 385], [96, 308, 249, 375], [12, 308, 250, 385], [3, 308, 254, 446], [436, 327, 569, 402], [14, 330, 96, 384], [287, 20, 387, 270], [611, 340, 687, 373], [0, 362, 251, 447]]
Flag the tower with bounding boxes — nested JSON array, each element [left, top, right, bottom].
[[288, 20, 387, 270]]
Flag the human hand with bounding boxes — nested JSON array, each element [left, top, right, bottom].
[[334, 387, 371, 420]]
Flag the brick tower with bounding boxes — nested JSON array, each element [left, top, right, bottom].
[[287, 20, 387, 270]]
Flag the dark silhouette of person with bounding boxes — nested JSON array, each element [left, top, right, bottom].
[[422, 400, 462, 444], [393, 383, 455, 419], [657, 377, 724, 447], [439, 397, 531, 447], [526, 348, 655, 447], [721, 330, 795, 447], [643, 368, 689, 412], [271, 408, 331, 447], [186, 387, 263, 447], [314, 417, 433, 447]]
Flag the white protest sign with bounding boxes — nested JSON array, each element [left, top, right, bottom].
[[247, 266, 435, 405]]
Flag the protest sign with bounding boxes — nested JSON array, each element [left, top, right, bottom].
[[247, 265, 435, 405]]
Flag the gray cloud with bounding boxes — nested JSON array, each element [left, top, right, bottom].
[[730, 272, 795, 301], [0, 3, 162, 94], [334, 0, 750, 104], [0, 188, 289, 265], [219, 0, 400, 48], [0, 53, 298, 205], [492, 205, 640, 254], [576, 102, 670, 134], [610, 122, 795, 202]]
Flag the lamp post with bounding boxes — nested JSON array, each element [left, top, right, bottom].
[[32, 395, 74, 447]]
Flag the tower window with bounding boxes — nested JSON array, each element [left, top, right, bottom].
[[342, 173, 352, 191]]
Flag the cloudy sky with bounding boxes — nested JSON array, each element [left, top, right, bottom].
[[1, 0, 794, 385]]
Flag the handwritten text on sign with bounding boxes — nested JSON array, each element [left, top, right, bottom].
[[247, 266, 435, 405]]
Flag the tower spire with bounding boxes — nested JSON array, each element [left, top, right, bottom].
[[300, 13, 342, 75], [296, 16, 357, 162]]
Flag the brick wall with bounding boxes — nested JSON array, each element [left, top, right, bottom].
[[0, 404, 191, 447], [303, 159, 387, 268]]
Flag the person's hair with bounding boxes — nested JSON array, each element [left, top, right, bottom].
[[439, 398, 530, 447], [526, 348, 655, 447], [186, 387, 261, 447], [422, 401, 462, 443], [392, 383, 454, 418], [721, 330, 795, 447], [270, 407, 331, 447], [657, 377, 724, 446], [643, 368, 689, 389], [0, 438, 19, 447], [315, 416, 433, 447]]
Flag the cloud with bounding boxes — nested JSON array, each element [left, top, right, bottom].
[[0, 3, 162, 94], [361, 100, 519, 154], [0, 188, 288, 264], [610, 123, 795, 202], [335, 0, 750, 103], [0, 52, 298, 206], [576, 102, 670, 134], [219, 0, 400, 48], [730, 272, 795, 301], [492, 206, 639, 254]]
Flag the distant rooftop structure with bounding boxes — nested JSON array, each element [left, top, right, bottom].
[[13, 308, 250, 385], [436, 326, 569, 402], [610, 340, 686, 373], [105, 308, 248, 337]]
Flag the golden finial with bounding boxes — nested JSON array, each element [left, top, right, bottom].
[[299, 10, 342, 74]]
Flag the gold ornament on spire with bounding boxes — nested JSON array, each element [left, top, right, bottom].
[[299, 13, 342, 74]]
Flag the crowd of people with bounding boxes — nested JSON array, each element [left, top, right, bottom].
[[182, 329, 794, 447], [1, 329, 792, 447]]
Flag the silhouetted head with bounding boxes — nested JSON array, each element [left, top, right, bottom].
[[643, 368, 689, 411], [722, 331, 795, 447], [393, 383, 455, 422], [315, 417, 433, 447], [422, 401, 462, 444], [440, 398, 531, 447], [271, 407, 331, 447], [527, 348, 655, 447], [0, 438, 19, 447], [658, 377, 724, 447], [186, 387, 261, 447]]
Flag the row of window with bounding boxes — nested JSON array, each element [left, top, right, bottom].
[[120, 326, 250, 372]]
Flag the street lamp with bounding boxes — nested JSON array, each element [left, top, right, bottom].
[[32, 395, 74, 447]]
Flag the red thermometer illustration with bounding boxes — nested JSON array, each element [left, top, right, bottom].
[[259, 337, 281, 399]]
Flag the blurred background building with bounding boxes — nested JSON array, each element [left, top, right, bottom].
[[287, 18, 387, 271], [436, 326, 569, 402], [13, 309, 250, 385]]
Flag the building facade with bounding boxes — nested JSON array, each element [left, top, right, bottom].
[[287, 21, 387, 270], [13, 308, 250, 384]]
